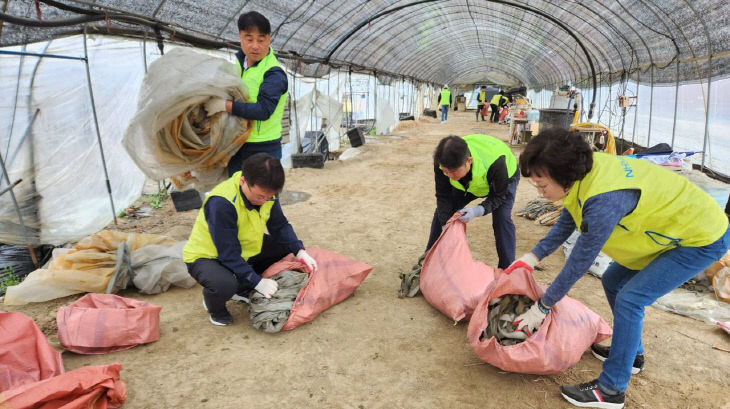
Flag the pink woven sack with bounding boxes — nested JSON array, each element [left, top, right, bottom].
[[57, 294, 161, 354], [420, 215, 495, 321], [0, 312, 64, 391], [467, 267, 612, 374], [261, 248, 372, 331]]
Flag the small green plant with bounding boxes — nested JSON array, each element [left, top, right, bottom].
[[0, 266, 21, 292], [145, 188, 168, 209]]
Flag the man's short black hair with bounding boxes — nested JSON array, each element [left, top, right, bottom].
[[519, 128, 593, 189], [241, 153, 285, 192], [481, 85, 486, 89], [238, 11, 271, 34], [434, 135, 470, 169]]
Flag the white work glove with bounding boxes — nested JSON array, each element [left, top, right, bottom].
[[204, 98, 227, 116], [504, 253, 539, 274], [513, 299, 549, 336], [457, 205, 485, 223], [297, 249, 318, 273], [254, 277, 278, 298]]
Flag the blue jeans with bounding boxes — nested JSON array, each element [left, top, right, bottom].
[[226, 138, 282, 176], [597, 223, 730, 392], [440, 105, 449, 121]]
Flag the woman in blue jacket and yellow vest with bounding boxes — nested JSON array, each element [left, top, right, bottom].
[[203, 12, 289, 176], [183, 153, 317, 326], [429, 134, 520, 269], [506, 128, 730, 408]]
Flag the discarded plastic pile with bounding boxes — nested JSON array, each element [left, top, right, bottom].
[[3, 230, 193, 305], [249, 270, 309, 333], [398, 251, 426, 298], [516, 198, 562, 226], [480, 294, 534, 345]]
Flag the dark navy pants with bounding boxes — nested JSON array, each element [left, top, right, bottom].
[[426, 174, 519, 269], [186, 234, 290, 315], [227, 138, 282, 176]]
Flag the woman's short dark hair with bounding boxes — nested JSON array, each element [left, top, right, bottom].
[[434, 135, 469, 169], [241, 153, 284, 192], [519, 128, 593, 189], [237, 11, 271, 34]]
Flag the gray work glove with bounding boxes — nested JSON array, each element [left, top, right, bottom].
[[457, 205, 485, 223]]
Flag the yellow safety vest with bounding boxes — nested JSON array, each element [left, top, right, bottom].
[[182, 171, 275, 263], [478, 91, 486, 103], [447, 134, 518, 197], [490, 93, 503, 105], [440, 89, 451, 106], [235, 48, 288, 143], [563, 153, 728, 269]]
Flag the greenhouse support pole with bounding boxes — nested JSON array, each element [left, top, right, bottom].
[[647, 65, 654, 147], [83, 31, 117, 226], [607, 73, 613, 131], [374, 72, 378, 135], [0, 150, 26, 236], [700, 67, 713, 170], [670, 60, 680, 148], [631, 71, 640, 147]]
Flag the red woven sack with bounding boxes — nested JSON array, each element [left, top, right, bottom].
[[467, 268, 612, 374], [420, 215, 495, 322], [57, 294, 161, 354], [0, 312, 64, 391], [261, 248, 372, 331]]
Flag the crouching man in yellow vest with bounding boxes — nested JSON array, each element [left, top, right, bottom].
[[203, 11, 289, 176], [505, 128, 730, 408], [183, 153, 318, 326]]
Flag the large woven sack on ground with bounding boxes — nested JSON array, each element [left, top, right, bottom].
[[0, 363, 125, 409], [467, 268, 612, 374], [0, 312, 64, 391], [261, 248, 372, 331], [57, 294, 161, 354], [420, 214, 495, 322]]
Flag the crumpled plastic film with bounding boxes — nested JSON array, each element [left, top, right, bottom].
[[3, 230, 193, 305], [249, 270, 309, 333], [122, 47, 251, 191]]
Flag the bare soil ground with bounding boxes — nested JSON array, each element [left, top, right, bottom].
[[5, 110, 730, 408]]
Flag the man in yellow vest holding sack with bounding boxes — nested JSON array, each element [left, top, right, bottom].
[[489, 90, 509, 123], [204, 11, 289, 176], [427, 134, 520, 269], [505, 128, 730, 408], [183, 153, 318, 326]]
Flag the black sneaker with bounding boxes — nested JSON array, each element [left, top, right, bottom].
[[202, 299, 233, 326], [560, 379, 625, 409], [590, 344, 644, 374]]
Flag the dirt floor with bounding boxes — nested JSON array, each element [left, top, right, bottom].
[[5, 109, 730, 408]]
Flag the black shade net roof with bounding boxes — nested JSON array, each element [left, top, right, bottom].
[[1, 0, 728, 88]]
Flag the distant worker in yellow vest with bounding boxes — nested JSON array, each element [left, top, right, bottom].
[[427, 134, 520, 269], [437, 85, 452, 123], [182, 153, 318, 326], [505, 128, 730, 408], [203, 11, 289, 176], [476, 85, 487, 122], [489, 90, 509, 123]]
